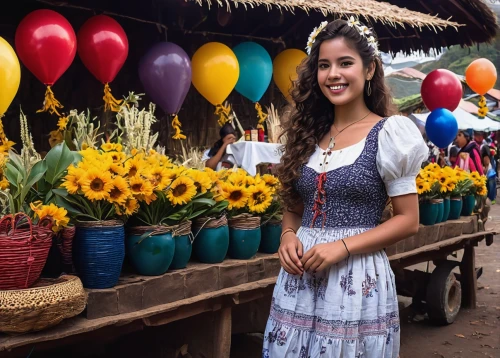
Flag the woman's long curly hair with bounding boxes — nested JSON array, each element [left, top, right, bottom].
[[278, 19, 395, 210]]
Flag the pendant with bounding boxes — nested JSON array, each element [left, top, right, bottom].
[[328, 137, 335, 150]]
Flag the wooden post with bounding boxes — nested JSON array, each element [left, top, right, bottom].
[[213, 307, 232, 358], [460, 244, 477, 309]]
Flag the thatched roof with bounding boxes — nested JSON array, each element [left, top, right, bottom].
[[194, 0, 498, 54]]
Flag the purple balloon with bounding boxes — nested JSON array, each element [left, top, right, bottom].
[[139, 42, 192, 114]]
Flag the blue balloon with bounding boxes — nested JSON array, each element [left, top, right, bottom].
[[233, 42, 273, 102], [425, 108, 459, 148]]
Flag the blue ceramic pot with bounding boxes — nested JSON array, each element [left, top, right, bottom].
[[193, 225, 229, 263], [125, 231, 175, 276], [448, 197, 463, 220], [170, 234, 192, 270], [461, 195, 475, 216], [419, 201, 439, 226], [74, 221, 125, 289], [228, 227, 261, 259], [435, 199, 444, 223], [441, 198, 450, 222], [259, 223, 281, 254]]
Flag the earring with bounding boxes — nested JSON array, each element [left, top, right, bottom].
[[367, 80, 372, 96]]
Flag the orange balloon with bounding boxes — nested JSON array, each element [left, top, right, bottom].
[[465, 58, 497, 95], [273, 49, 307, 101]]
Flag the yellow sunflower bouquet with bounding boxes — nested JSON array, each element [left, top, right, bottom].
[[214, 168, 276, 218], [465, 171, 488, 197], [416, 163, 442, 201]]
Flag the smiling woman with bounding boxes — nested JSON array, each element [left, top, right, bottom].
[[263, 18, 429, 358]]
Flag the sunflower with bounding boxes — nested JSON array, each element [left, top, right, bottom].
[[30, 202, 69, 232], [129, 175, 153, 197], [80, 169, 114, 201], [261, 174, 280, 188], [79, 152, 113, 172], [118, 197, 139, 216], [125, 154, 149, 178], [149, 166, 172, 190], [62, 165, 86, 194], [477, 186, 487, 196], [247, 183, 273, 214], [416, 179, 431, 195], [108, 176, 130, 205], [470, 171, 481, 181], [108, 151, 126, 164], [137, 192, 158, 205], [227, 171, 247, 187], [203, 167, 219, 183], [439, 177, 453, 193], [164, 166, 186, 182], [219, 182, 250, 210], [57, 116, 69, 131], [445, 180, 456, 192], [167, 176, 197, 205], [101, 142, 122, 152], [187, 169, 212, 193], [110, 163, 127, 176], [0, 176, 8, 190]]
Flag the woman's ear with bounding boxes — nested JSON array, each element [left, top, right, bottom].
[[366, 61, 376, 80]]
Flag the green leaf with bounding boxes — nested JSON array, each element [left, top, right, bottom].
[[21, 160, 48, 202], [72, 152, 82, 164], [45, 142, 75, 185], [4, 163, 20, 188], [52, 188, 69, 197], [7, 151, 26, 175], [55, 195, 82, 215], [191, 198, 216, 206]]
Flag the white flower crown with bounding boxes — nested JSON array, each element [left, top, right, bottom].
[[305, 17, 380, 57]]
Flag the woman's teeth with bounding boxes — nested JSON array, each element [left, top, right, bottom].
[[329, 85, 347, 90]]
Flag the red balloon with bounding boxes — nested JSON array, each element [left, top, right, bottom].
[[15, 9, 76, 86], [421, 69, 463, 112], [77, 15, 128, 84]]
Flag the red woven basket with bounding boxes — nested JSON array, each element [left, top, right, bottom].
[[0, 213, 55, 290]]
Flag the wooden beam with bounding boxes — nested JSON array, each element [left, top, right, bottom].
[[460, 244, 477, 309], [213, 308, 232, 358]]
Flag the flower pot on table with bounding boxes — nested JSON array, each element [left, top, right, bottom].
[[192, 216, 229, 264], [228, 215, 261, 260], [259, 221, 282, 254]]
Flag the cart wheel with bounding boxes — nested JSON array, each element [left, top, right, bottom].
[[426, 261, 461, 325]]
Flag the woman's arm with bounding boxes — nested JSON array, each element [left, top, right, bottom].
[[301, 194, 419, 272], [205, 145, 227, 170], [278, 202, 305, 275]]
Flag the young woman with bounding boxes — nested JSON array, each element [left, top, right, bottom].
[[454, 129, 484, 175], [202, 123, 237, 170], [263, 19, 428, 358]]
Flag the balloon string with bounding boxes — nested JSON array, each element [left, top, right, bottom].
[[103, 83, 123, 112], [255, 102, 267, 130], [171, 115, 186, 140], [37, 86, 63, 117], [214, 103, 231, 127], [478, 95, 488, 118]]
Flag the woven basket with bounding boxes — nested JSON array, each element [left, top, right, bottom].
[[0, 213, 55, 290], [0, 275, 87, 334]]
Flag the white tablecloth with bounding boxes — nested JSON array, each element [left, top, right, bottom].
[[226, 142, 283, 176]]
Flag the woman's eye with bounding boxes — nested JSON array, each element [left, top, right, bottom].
[[341, 61, 353, 67], [318, 63, 329, 69]]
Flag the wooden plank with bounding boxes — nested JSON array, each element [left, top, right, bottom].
[[213, 308, 232, 358], [0, 277, 277, 353], [460, 244, 477, 309], [388, 230, 496, 262]]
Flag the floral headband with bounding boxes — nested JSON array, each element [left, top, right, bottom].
[[305, 17, 380, 57]]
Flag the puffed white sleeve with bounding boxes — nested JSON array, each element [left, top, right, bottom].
[[376, 115, 429, 197], [201, 149, 210, 162]]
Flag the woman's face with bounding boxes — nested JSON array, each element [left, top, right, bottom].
[[456, 132, 467, 148], [317, 37, 372, 106]]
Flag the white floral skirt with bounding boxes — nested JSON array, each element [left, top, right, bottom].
[[263, 226, 400, 358]]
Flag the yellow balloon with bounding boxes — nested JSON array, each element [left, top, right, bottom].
[[191, 42, 239, 106], [0, 37, 21, 116], [273, 49, 307, 101]]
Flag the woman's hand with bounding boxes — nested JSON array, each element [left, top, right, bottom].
[[278, 231, 304, 275], [301, 240, 349, 273], [222, 134, 236, 146]]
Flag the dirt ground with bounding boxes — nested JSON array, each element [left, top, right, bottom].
[[231, 206, 500, 358]]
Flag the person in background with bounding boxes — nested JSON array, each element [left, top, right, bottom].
[[448, 143, 460, 167], [202, 123, 237, 170], [454, 129, 484, 175], [475, 131, 497, 204]]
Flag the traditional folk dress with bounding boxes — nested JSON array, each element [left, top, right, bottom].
[[263, 116, 428, 358]]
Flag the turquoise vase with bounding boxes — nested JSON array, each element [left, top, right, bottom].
[[461, 195, 476, 216], [441, 198, 450, 222], [259, 223, 282, 254], [193, 225, 229, 263], [170, 234, 192, 270], [448, 197, 463, 220], [228, 227, 261, 259], [435, 199, 444, 223], [419, 200, 439, 225], [125, 231, 175, 276]]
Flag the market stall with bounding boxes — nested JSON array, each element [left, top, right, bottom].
[[0, 0, 499, 357]]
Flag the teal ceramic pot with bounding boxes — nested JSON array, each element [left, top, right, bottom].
[[259, 223, 282, 254], [228, 227, 261, 259], [193, 225, 229, 263], [125, 232, 175, 276], [419, 200, 439, 226], [448, 197, 463, 220], [435, 199, 444, 223], [170, 234, 192, 270], [461, 195, 476, 216], [441, 198, 450, 222]]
